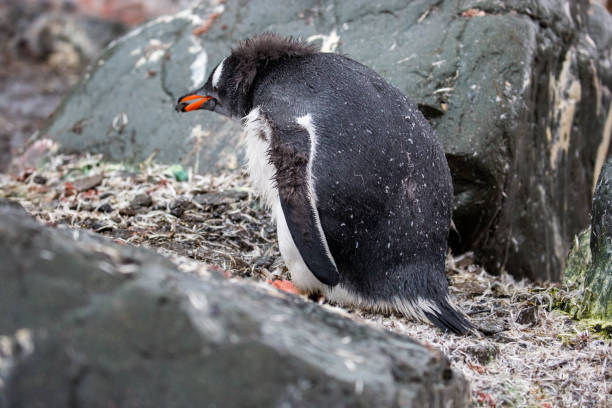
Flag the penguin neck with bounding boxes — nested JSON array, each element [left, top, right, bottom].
[[219, 85, 252, 120]]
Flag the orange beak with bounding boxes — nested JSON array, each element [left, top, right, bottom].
[[177, 95, 214, 112]]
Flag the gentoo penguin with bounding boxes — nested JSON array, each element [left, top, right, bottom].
[[176, 33, 472, 334]]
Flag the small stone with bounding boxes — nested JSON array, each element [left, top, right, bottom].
[[71, 174, 103, 192], [515, 305, 539, 326], [475, 320, 506, 336], [131, 194, 152, 207], [79, 203, 95, 212], [92, 222, 113, 232], [120, 194, 153, 216], [179, 212, 207, 223], [119, 206, 137, 216], [253, 256, 275, 268], [97, 203, 113, 213], [493, 333, 513, 344], [194, 190, 248, 207], [169, 198, 192, 218], [33, 175, 47, 185], [461, 344, 499, 365]]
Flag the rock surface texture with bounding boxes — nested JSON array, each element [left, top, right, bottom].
[[40, 0, 612, 281], [0, 203, 470, 407]]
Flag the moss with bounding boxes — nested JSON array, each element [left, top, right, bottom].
[[593, 322, 612, 337], [574, 318, 612, 340], [563, 229, 591, 288], [557, 230, 591, 319], [557, 228, 612, 329], [583, 231, 612, 319]]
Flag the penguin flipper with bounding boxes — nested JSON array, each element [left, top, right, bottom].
[[267, 122, 340, 287], [278, 183, 340, 287]]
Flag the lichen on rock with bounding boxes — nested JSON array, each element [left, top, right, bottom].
[[561, 158, 612, 332]]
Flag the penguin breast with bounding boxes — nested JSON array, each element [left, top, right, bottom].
[[241, 106, 278, 216]]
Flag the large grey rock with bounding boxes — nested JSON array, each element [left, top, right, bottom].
[[39, 0, 612, 281], [0, 205, 470, 407]]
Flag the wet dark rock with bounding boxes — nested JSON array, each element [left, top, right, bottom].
[[0, 205, 470, 407], [38, 0, 612, 282]]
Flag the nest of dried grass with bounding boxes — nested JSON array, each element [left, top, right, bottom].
[[1, 153, 610, 407]]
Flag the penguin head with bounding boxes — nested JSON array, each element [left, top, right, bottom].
[[176, 33, 317, 119], [175, 56, 243, 118]]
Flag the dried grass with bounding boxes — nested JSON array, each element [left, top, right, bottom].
[[1, 153, 610, 407]]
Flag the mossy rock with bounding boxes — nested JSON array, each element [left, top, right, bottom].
[[561, 159, 612, 324], [559, 229, 612, 337], [586, 158, 612, 320], [563, 229, 591, 289]]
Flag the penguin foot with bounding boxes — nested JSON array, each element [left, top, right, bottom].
[[268, 279, 300, 295]]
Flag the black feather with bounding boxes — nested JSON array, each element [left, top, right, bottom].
[[231, 33, 317, 92], [424, 299, 473, 335]]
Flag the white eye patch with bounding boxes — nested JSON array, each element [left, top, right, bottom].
[[212, 58, 226, 89]]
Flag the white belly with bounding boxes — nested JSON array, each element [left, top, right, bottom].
[[242, 107, 322, 292], [241, 107, 278, 215]]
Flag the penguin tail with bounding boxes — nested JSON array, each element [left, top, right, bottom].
[[393, 295, 473, 335], [423, 297, 473, 335]]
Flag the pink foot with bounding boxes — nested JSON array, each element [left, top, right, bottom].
[[268, 279, 300, 295]]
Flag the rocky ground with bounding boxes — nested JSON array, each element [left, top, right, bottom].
[[1, 153, 610, 407]]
